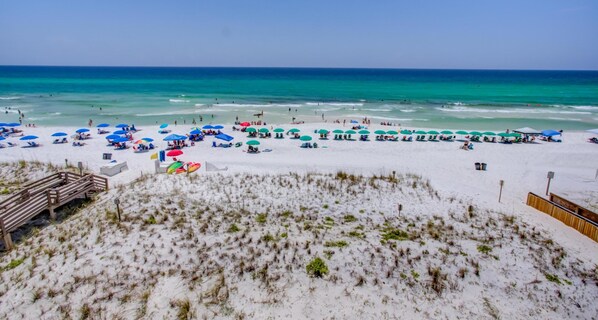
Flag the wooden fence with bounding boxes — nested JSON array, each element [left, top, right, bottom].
[[527, 193, 598, 242]]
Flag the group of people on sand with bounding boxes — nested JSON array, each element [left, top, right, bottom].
[[167, 140, 188, 150]]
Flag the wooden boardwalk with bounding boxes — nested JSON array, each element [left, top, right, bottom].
[[0, 172, 108, 250]]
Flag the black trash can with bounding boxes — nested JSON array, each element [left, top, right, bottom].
[[103, 153, 112, 160], [475, 162, 481, 170], [481, 163, 487, 171]]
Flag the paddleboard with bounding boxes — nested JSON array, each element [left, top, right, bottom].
[[167, 161, 183, 174], [187, 162, 201, 173]]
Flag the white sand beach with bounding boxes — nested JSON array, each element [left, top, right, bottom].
[[0, 123, 597, 319]]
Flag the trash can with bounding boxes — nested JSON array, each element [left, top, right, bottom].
[[481, 163, 487, 171], [475, 162, 481, 170], [102, 153, 112, 160]]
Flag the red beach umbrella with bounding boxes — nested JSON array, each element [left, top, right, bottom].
[[166, 150, 183, 157], [240, 122, 250, 127]]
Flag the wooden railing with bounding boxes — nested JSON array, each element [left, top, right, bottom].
[[527, 192, 598, 242], [0, 172, 108, 250]]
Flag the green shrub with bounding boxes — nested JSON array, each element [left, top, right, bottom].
[[324, 240, 348, 248], [306, 257, 329, 278], [477, 245, 492, 254], [256, 213, 267, 224], [262, 233, 275, 242], [381, 227, 409, 241], [227, 224, 240, 233], [545, 273, 562, 285], [3, 258, 24, 271], [343, 215, 357, 223]]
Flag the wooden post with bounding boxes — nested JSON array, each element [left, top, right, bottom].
[[498, 180, 504, 203], [0, 218, 13, 250], [114, 198, 121, 222], [47, 190, 56, 220]]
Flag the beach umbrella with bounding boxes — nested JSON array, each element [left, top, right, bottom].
[[6, 123, 21, 127], [469, 131, 482, 136], [358, 130, 370, 135], [259, 128, 270, 133], [97, 123, 110, 128], [509, 132, 522, 138], [455, 130, 469, 135], [483, 131, 496, 136], [288, 128, 300, 133], [246, 140, 260, 146], [441, 130, 453, 135], [202, 125, 214, 130], [213, 125, 224, 130], [20, 135, 38, 140], [76, 128, 90, 133], [159, 123, 169, 129], [190, 129, 201, 135], [374, 130, 387, 135], [113, 130, 127, 135], [318, 129, 329, 134], [400, 130, 413, 135], [106, 134, 121, 140], [587, 129, 598, 135], [273, 128, 285, 133], [300, 135, 312, 141], [240, 122, 250, 127], [141, 137, 154, 142], [497, 132, 510, 137], [51, 132, 67, 137], [112, 137, 129, 143], [386, 130, 399, 135], [246, 127, 257, 133], [541, 129, 561, 137], [0, 136, 5, 141], [163, 134, 183, 141], [345, 130, 357, 134], [134, 140, 146, 144], [415, 130, 427, 135], [427, 130, 440, 135], [333, 129, 344, 134], [0, 123, 6, 127], [115, 124, 128, 128], [166, 150, 183, 157]]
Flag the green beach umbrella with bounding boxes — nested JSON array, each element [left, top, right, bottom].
[[441, 130, 453, 135], [400, 130, 413, 135], [318, 129, 329, 134], [374, 130, 387, 135], [469, 131, 482, 136], [509, 132, 522, 138], [427, 130, 440, 135], [246, 140, 260, 146], [288, 128, 300, 133], [498, 132, 510, 137], [259, 128, 270, 133], [415, 130, 427, 135], [300, 135, 312, 141], [246, 127, 257, 133], [333, 129, 344, 134], [483, 131, 496, 136], [455, 130, 469, 135], [345, 130, 356, 134], [358, 130, 370, 135], [387, 130, 399, 135], [273, 128, 285, 133]]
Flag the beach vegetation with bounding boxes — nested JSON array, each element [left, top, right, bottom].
[[174, 298, 193, 320], [227, 224, 240, 233], [3, 258, 24, 271], [343, 215, 357, 223], [80, 303, 91, 320], [262, 233, 275, 242], [306, 257, 329, 278], [256, 213, 267, 224], [477, 245, 492, 255], [144, 215, 157, 225], [381, 227, 409, 241], [545, 273, 569, 285], [324, 240, 348, 248]]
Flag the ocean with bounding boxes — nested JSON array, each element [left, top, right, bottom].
[[1, 66, 597, 130]]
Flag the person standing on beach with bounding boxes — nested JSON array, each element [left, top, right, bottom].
[[174, 120, 177, 126], [88, 119, 93, 127]]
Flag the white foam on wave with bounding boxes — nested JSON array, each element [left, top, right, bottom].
[[194, 104, 205, 107], [306, 102, 363, 107], [216, 103, 302, 108], [361, 108, 392, 112], [345, 114, 428, 122], [0, 96, 21, 100], [136, 109, 198, 116], [437, 106, 591, 115], [169, 99, 190, 103], [547, 117, 582, 122], [399, 109, 416, 113]]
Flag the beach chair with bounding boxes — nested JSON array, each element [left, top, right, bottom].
[[235, 142, 243, 147], [7, 142, 17, 147], [300, 142, 309, 148]]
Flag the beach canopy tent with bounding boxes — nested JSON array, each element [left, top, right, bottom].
[[273, 128, 285, 133], [190, 129, 201, 135], [514, 127, 541, 135], [358, 130, 370, 135], [400, 130, 413, 135], [483, 131, 496, 136], [115, 124, 129, 128], [374, 130, 386, 135], [202, 125, 214, 130], [160, 123, 169, 129], [245, 127, 257, 133], [387, 130, 399, 135], [51, 132, 67, 137], [106, 134, 122, 140], [97, 123, 110, 128], [246, 140, 260, 146], [76, 128, 90, 133], [163, 134, 187, 141], [288, 128, 300, 133], [112, 137, 129, 143], [213, 125, 224, 130], [441, 130, 453, 135], [215, 133, 234, 141], [20, 135, 38, 140], [113, 130, 127, 135], [0, 123, 6, 127], [166, 150, 183, 157], [0, 136, 5, 141], [428, 130, 440, 135], [300, 135, 313, 141], [259, 128, 270, 133], [345, 130, 356, 134], [455, 130, 469, 135], [240, 122, 251, 127], [541, 130, 561, 137], [587, 129, 598, 135]]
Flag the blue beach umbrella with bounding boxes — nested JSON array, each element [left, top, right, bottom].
[[0, 136, 5, 141], [20, 135, 39, 141], [202, 125, 214, 130], [213, 125, 224, 130], [6, 123, 21, 127], [76, 128, 90, 133], [115, 124, 129, 128], [96, 123, 110, 128], [51, 132, 67, 137], [106, 134, 121, 140], [163, 134, 187, 141], [541, 129, 561, 137], [160, 123, 169, 129], [113, 130, 127, 135], [141, 137, 154, 142], [190, 129, 201, 135], [0, 123, 7, 126], [112, 137, 129, 143]]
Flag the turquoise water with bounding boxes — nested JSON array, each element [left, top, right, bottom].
[[1, 66, 597, 130]]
